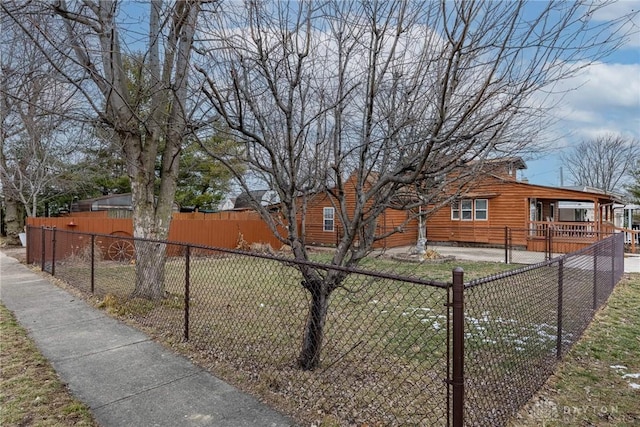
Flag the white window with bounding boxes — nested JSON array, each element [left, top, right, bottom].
[[461, 200, 473, 220], [452, 199, 489, 221], [451, 201, 460, 220], [474, 199, 488, 220], [323, 207, 335, 232]]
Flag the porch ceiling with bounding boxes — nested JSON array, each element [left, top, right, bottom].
[[526, 189, 620, 205]]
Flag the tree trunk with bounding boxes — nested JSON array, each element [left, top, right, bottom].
[[131, 239, 166, 300], [298, 282, 331, 370], [3, 196, 23, 245], [128, 151, 172, 301]]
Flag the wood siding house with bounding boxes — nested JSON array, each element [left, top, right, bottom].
[[299, 175, 419, 249], [425, 159, 622, 253], [300, 158, 624, 254]]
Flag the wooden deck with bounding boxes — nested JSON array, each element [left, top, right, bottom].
[[526, 221, 638, 254]]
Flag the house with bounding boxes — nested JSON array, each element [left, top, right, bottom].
[[424, 159, 625, 253], [298, 157, 627, 253], [71, 193, 180, 218], [296, 173, 420, 249], [217, 197, 236, 211], [233, 190, 280, 210]]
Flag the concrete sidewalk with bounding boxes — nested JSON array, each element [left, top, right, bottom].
[[0, 251, 295, 427]]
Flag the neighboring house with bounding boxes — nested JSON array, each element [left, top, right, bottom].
[[71, 193, 180, 218], [217, 197, 236, 211], [233, 190, 280, 210]]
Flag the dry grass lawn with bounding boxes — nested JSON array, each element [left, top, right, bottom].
[[0, 303, 96, 427]]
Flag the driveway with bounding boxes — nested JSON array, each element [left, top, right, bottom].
[[381, 244, 640, 274]]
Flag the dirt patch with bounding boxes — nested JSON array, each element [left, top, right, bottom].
[[388, 249, 455, 264]]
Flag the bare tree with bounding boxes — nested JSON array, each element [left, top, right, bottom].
[[627, 160, 640, 204], [0, 11, 81, 243], [196, 0, 634, 369], [1, 1, 207, 299], [561, 134, 640, 194]]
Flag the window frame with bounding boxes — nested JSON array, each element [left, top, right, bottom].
[[451, 198, 489, 221], [451, 201, 460, 220], [323, 207, 335, 232], [461, 199, 473, 221], [474, 199, 488, 220]]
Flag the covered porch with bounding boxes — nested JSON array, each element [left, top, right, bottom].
[[525, 192, 625, 254]]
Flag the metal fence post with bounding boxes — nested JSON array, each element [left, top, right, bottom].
[[41, 226, 46, 271], [556, 258, 564, 360], [592, 249, 598, 311], [26, 225, 32, 264], [51, 227, 57, 276], [610, 237, 615, 290], [91, 234, 95, 293], [504, 226, 509, 264], [184, 245, 191, 342], [452, 267, 465, 427]]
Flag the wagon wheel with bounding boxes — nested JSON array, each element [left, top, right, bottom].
[[107, 239, 135, 262]]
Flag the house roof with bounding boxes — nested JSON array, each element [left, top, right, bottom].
[[509, 180, 624, 204], [73, 193, 134, 211], [483, 156, 527, 170], [72, 193, 180, 212], [233, 190, 280, 210]]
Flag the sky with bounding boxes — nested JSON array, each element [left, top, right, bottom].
[[523, 1, 640, 188], [116, 0, 640, 190]]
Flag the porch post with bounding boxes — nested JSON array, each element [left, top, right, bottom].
[[594, 199, 601, 239]]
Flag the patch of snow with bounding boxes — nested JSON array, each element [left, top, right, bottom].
[[629, 383, 640, 390], [609, 365, 627, 370], [622, 373, 640, 379]]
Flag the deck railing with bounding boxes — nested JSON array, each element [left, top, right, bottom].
[[527, 221, 638, 254], [528, 221, 600, 239], [613, 225, 639, 254]]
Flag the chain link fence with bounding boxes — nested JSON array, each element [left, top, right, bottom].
[[459, 232, 624, 426], [26, 226, 451, 425], [25, 225, 624, 426], [425, 224, 618, 265]]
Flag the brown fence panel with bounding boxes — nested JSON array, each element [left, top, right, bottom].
[[27, 217, 133, 236], [172, 211, 262, 220], [27, 216, 282, 250], [68, 211, 109, 218], [168, 219, 283, 250]]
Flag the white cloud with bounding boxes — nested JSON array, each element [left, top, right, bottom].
[[589, 0, 640, 48], [524, 60, 639, 186], [560, 62, 640, 108], [545, 61, 640, 141]]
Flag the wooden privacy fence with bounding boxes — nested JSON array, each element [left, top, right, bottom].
[[26, 215, 283, 251]]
